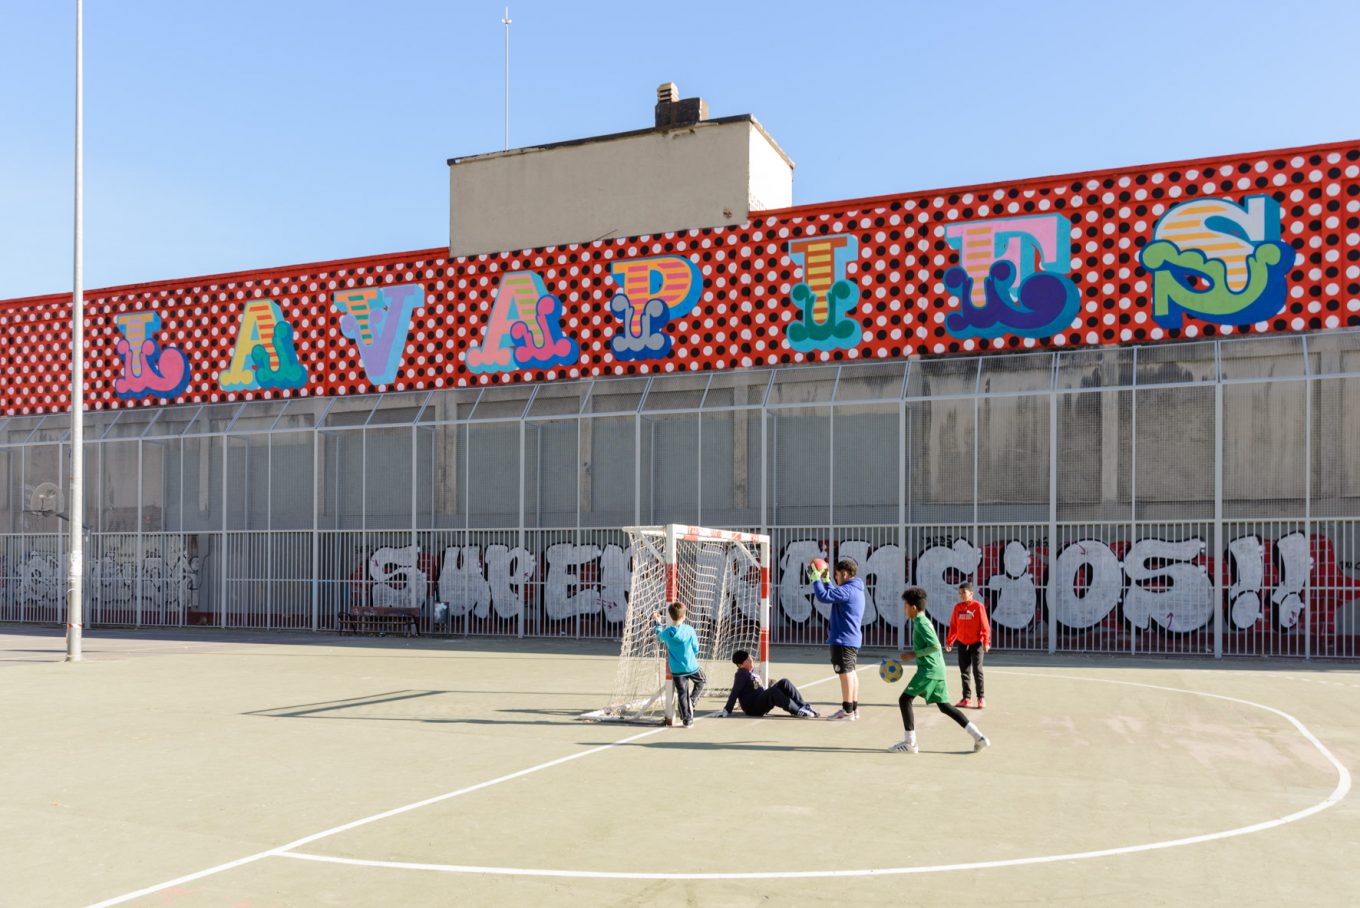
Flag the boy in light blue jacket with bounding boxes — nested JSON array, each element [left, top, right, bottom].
[[653, 602, 705, 728]]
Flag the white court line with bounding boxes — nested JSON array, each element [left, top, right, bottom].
[[88, 667, 854, 906], [277, 671, 1351, 881], [88, 668, 1351, 898]]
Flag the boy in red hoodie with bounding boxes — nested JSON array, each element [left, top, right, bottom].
[[944, 581, 990, 709]]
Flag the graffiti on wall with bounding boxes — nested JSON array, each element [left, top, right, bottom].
[[764, 532, 1360, 641], [1138, 196, 1294, 328], [8, 545, 201, 614], [785, 234, 863, 352], [112, 311, 192, 400], [336, 530, 1358, 640], [942, 215, 1081, 340], [350, 539, 768, 626]]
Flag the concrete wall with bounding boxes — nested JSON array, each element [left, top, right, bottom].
[[449, 117, 792, 257]]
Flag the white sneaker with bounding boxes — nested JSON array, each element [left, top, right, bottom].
[[826, 709, 858, 721], [973, 734, 991, 752], [888, 739, 918, 754]]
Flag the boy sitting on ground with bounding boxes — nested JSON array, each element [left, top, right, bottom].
[[717, 650, 819, 718]]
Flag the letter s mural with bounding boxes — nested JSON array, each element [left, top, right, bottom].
[[1138, 195, 1294, 329]]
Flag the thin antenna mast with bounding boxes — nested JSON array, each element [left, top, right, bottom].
[[501, 7, 511, 151]]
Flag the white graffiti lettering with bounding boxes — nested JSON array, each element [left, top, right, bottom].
[[1227, 535, 1266, 629], [437, 545, 493, 618], [368, 545, 427, 609], [544, 543, 604, 620], [837, 541, 892, 627], [1271, 531, 1310, 628], [1122, 538, 1211, 631], [1052, 540, 1123, 629], [915, 538, 981, 626], [777, 540, 824, 623], [485, 544, 533, 619], [987, 540, 1037, 629], [599, 544, 631, 622]]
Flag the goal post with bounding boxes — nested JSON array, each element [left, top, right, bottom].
[[581, 524, 770, 724]]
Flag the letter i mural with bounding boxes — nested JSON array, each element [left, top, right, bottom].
[[784, 234, 863, 352], [217, 297, 309, 391]]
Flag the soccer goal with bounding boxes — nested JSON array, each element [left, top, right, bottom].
[[581, 525, 770, 724]]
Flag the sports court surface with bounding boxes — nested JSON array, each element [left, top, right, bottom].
[[1, 627, 1355, 907]]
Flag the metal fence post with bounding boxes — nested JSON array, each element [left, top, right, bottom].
[[1213, 375, 1224, 660], [311, 429, 320, 632], [1303, 335, 1312, 660], [1048, 379, 1058, 655]]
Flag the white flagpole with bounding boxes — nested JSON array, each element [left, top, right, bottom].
[[67, 0, 85, 662], [502, 7, 511, 151]]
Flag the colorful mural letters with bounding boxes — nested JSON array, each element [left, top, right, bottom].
[[607, 256, 702, 360], [465, 272, 578, 373], [1138, 196, 1294, 328], [218, 298, 309, 391], [112, 311, 192, 400], [942, 215, 1081, 340], [784, 235, 862, 352], [334, 284, 424, 385]]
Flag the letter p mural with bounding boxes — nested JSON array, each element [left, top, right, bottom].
[[607, 256, 702, 360]]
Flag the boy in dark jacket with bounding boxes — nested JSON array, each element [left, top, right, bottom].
[[717, 650, 819, 718], [811, 557, 866, 721]]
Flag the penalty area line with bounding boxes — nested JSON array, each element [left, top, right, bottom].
[[274, 672, 1351, 881], [87, 668, 852, 907]]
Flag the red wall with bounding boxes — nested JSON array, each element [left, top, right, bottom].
[[2, 139, 1357, 415]]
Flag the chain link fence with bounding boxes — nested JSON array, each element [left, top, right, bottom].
[[2, 331, 1358, 659]]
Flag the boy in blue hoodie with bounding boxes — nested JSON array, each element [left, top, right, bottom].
[[811, 557, 865, 721], [652, 602, 705, 728]]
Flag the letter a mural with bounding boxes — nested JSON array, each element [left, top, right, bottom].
[[217, 298, 309, 391], [464, 271, 578, 373]]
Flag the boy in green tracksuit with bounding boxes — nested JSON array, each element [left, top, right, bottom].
[[890, 587, 990, 754]]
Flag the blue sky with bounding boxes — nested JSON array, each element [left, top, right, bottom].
[[2, 0, 1357, 300]]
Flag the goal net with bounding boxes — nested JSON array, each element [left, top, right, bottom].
[[582, 525, 770, 724]]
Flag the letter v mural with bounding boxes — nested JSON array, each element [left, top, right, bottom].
[[333, 284, 425, 385], [464, 272, 579, 373], [217, 297, 310, 391]]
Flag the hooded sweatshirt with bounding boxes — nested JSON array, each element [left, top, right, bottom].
[[812, 576, 865, 648]]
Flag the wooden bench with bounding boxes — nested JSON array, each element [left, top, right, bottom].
[[338, 606, 419, 637]]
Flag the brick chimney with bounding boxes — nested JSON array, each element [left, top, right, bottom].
[[654, 82, 708, 128]]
